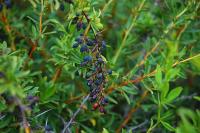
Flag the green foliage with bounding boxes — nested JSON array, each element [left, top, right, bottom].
[[0, 0, 200, 132]]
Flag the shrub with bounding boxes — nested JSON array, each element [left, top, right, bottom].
[[0, 0, 200, 132]]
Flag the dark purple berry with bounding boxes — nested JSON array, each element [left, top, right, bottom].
[[86, 39, 94, 46], [27, 95, 34, 101], [98, 58, 104, 63], [80, 45, 88, 53], [107, 69, 112, 75], [102, 41, 106, 49], [101, 98, 108, 105], [83, 55, 92, 62], [93, 39, 98, 44], [99, 107, 106, 113], [76, 22, 83, 31], [0, 72, 5, 78], [92, 94, 97, 100], [75, 37, 83, 44], [5, 0, 12, 9], [87, 80, 93, 86], [0, 4, 3, 11], [45, 125, 53, 131], [95, 88, 101, 93], [72, 43, 79, 48], [60, 4, 65, 11], [95, 79, 102, 85], [27, 96, 39, 103], [97, 73, 103, 79], [80, 61, 88, 66]]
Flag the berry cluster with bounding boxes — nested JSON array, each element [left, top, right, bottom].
[[72, 12, 112, 113], [0, 0, 12, 12], [27, 95, 39, 109]]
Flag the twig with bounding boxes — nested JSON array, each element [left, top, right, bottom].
[[106, 70, 155, 94], [101, 0, 114, 16], [126, 2, 200, 76], [0, 115, 6, 120], [175, 93, 197, 102], [35, 109, 52, 118], [14, 97, 31, 133], [66, 53, 200, 105], [1, 13, 16, 51], [62, 94, 90, 133], [116, 90, 148, 133], [28, 40, 37, 59], [172, 53, 200, 67], [129, 120, 148, 132], [64, 95, 84, 104], [52, 65, 63, 83], [113, 0, 146, 64], [106, 53, 200, 94], [39, 0, 44, 35], [114, 53, 200, 132]]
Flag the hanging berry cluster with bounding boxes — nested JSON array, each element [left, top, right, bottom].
[[72, 12, 112, 114], [0, 0, 12, 12]]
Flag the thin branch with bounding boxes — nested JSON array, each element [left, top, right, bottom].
[[39, 0, 44, 35], [106, 53, 200, 94], [14, 97, 31, 133], [35, 109, 52, 118], [114, 53, 200, 132], [116, 90, 148, 133], [0, 115, 6, 120], [127, 2, 200, 75], [101, 0, 114, 16], [66, 53, 200, 105], [52, 65, 63, 83], [129, 120, 148, 132], [113, 0, 146, 64], [62, 94, 90, 133], [173, 53, 200, 67], [1, 13, 16, 51]]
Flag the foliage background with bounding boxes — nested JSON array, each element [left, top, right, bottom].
[[0, 0, 200, 133]]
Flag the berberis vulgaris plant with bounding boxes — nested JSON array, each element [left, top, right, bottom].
[[0, 0, 200, 132]]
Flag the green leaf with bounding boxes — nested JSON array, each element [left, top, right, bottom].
[[165, 87, 183, 103], [121, 86, 137, 95], [193, 96, 200, 101], [161, 121, 175, 131], [31, 25, 38, 39], [122, 92, 130, 104], [155, 65, 162, 87], [107, 96, 118, 104], [0, 116, 12, 128], [122, 128, 127, 133], [0, 100, 7, 111], [41, 86, 56, 101], [102, 128, 109, 133], [160, 81, 169, 99], [165, 68, 180, 81]]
